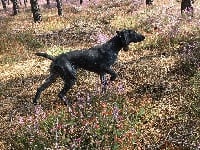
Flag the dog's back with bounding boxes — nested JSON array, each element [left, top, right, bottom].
[[63, 45, 117, 74]]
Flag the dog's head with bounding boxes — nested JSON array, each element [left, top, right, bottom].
[[116, 29, 145, 51]]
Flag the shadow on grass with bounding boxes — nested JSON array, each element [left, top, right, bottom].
[[0, 74, 60, 118], [135, 83, 166, 100], [169, 39, 200, 79]]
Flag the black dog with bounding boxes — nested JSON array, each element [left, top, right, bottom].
[[33, 29, 145, 105]]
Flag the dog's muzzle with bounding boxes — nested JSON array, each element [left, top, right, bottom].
[[139, 35, 145, 42]]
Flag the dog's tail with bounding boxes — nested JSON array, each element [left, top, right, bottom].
[[35, 52, 55, 61]]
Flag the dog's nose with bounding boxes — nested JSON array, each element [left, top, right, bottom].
[[141, 35, 145, 40], [137, 34, 145, 42]]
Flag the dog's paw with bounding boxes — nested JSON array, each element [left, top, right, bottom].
[[58, 94, 70, 106], [33, 99, 38, 105], [63, 98, 70, 106], [110, 75, 117, 81]]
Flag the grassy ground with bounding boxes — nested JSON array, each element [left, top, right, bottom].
[[0, 0, 200, 149]]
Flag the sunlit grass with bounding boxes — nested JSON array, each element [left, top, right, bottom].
[[35, 16, 71, 33], [0, 0, 200, 149]]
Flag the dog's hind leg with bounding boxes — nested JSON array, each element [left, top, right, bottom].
[[33, 73, 58, 105], [58, 78, 76, 105]]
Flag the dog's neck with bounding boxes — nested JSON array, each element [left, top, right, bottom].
[[105, 35, 128, 53]]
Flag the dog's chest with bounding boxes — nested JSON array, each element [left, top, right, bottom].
[[103, 51, 117, 65], [105, 52, 117, 65]]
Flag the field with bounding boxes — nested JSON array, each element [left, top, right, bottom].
[[0, 0, 200, 149]]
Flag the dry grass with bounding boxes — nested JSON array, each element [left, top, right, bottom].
[[0, 0, 200, 149]]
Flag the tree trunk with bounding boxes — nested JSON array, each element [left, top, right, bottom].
[[1, 0, 6, 9], [30, 0, 42, 22], [56, 0, 62, 16], [11, 0, 19, 15], [46, 0, 50, 7], [146, 0, 153, 5], [80, 0, 90, 5], [18, 0, 22, 5], [181, 0, 194, 16], [24, 0, 27, 7]]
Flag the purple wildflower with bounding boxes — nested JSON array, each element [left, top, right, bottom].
[[113, 103, 119, 121], [96, 33, 108, 44], [18, 116, 24, 124], [118, 83, 125, 93]]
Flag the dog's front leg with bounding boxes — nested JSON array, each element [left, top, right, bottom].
[[100, 65, 117, 81], [100, 73, 107, 92], [100, 73, 107, 85], [58, 78, 75, 105], [105, 67, 117, 81], [99, 65, 117, 93]]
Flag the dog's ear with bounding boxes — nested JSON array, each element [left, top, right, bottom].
[[124, 33, 130, 45], [116, 30, 130, 51], [116, 30, 123, 40]]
